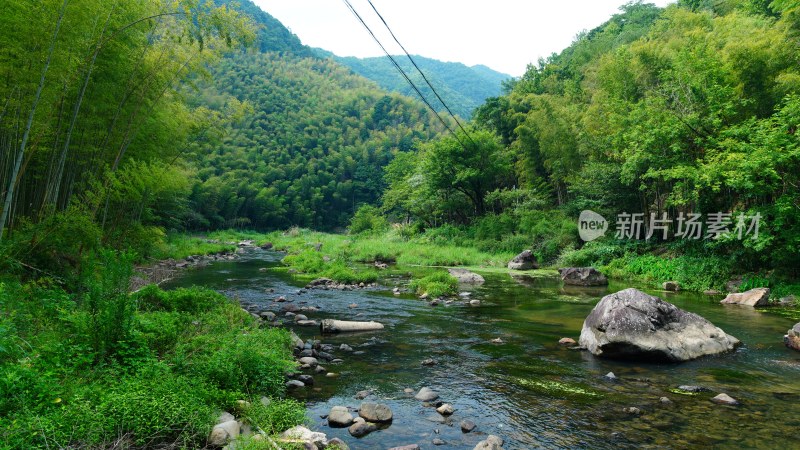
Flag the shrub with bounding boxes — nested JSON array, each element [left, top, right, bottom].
[[282, 250, 326, 274], [409, 271, 459, 297], [242, 398, 307, 435], [135, 285, 229, 314], [349, 205, 388, 234]]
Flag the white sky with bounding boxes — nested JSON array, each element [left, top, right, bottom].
[[253, 0, 674, 77]]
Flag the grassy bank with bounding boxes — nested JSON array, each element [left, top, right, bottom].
[[259, 227, 799, 305], [0, 251, 304, 449]]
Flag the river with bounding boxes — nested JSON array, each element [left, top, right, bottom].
[[164, 248, 800, 449]]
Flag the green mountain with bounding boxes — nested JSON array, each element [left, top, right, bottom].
[[316, 50, 511, 118], [185, 1, 444, 230]]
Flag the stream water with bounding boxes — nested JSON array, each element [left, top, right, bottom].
[[163, 248, 800, 449]]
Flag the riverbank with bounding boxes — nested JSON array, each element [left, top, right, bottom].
[[251, 228, 799, 310], [0, 251, 306, 448]]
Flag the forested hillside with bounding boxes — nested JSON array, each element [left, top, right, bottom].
[[320, 50, 510, 118], [380, 0, 800, 284], [186, 52, 441, 230]]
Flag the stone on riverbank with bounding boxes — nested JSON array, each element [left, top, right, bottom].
[[721, 288, 770, 307], [208, 420, 240, 447], [559, 267, 608, 286], [579, 288, 740, 362], [508, 250, 538, 270], [281, 426, 328, 448], [448, 268, 485, 284], [414, 387, 440, 402], [359, 402, 393, 422], [328, 406, 354, 427], [662, 281, 681, 291]]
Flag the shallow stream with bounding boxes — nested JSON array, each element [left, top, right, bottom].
[[164, 249, 800, 449]]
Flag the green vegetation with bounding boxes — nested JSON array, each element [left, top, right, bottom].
[[409, 272, 460, 298], [0, 254, 303, 449], [318, 50, 511, 118]]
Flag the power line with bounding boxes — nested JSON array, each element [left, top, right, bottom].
[[364, 0, 478, 148], [340, 0, 470, 151]]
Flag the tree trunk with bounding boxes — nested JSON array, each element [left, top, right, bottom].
[[320, 319, 384, 334], [0, 0, 69, 242]]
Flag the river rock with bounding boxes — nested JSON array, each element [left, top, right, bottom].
[[348, 419, 377, 437], [259, 311, 276, 321], [448, 268, 485, 284], [328, 406, 354, 427], [281, 425, 328, 448], [784, 322, 800, 351], [415, 387, 440, 401], [286, 380, 305, 389], [460, 419, 477, 433], [436, 403, 454, 415], [559, 267, 608, 286], [469, 299, 481, 306], [677, 385, 711, 393], [721, 288, 770, 307], [711, 393, 739, 405], [662, 281, 681, 291], [508, 250, 538, 270], [421, 358, 437, 366], [208, 419, 240, 447], [297, 374, 314, 385], [359, 402, 393, 422], [354, 390, 372, 400], [294, 314, 308, 321], [558, 337, 576, 346], [579, 288, 740, 362], [433, 438, 446, 445], [704, 289, 723, 295], [297, 320, 318, 327], [474, 436, 504, 450], [298, 357, 318, 367], [389, 446, 421, 450]]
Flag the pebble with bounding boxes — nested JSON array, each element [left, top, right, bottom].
[[558, 337, 577, 345]]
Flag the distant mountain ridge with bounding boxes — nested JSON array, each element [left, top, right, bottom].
[[315, 49, 512, 118]]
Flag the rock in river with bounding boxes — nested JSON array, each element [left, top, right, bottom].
[[579, 288, 740, 362], [460, 419, 477, 433], [785, 322, 800, 351], [414, 387, 440, 402], [559, 267, 608, 286], [711, 393, 739, 405], [359, 402, 393, 422], [348, 418, 377, 437], [508, 249, 538, 270], [448, 268, 485, 284], [720, 287, 770, 307], [328, 406, 354, 427]]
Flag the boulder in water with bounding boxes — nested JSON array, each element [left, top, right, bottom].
[[720, 288, 770, 307], [579, 288, 740, 362], [448, 268, 485, 284], [559, 267, 608, 286]]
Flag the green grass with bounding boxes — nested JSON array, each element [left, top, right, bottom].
[[0, 264, 304, 449]]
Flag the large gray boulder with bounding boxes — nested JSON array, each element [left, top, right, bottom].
[[720, 288, 770, 307], [559, 267, 608, 286], [508, 250, 538, 270], [579, 288, 740, 362]]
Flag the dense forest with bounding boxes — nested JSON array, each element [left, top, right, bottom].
[[317, 50, 511, 118], [373, 0, 800, 287]]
